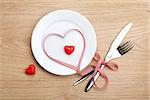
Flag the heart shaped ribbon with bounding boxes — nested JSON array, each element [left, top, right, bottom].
[[42, 29, 86, 74], [42, 28, 118, 89]]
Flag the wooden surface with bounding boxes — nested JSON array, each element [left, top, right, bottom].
[[0, 0, 150, 100]]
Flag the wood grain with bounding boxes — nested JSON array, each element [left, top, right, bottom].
[[0, 0, 150, 100]]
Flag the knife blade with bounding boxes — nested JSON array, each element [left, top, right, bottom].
[[106, 22, 133, 58]]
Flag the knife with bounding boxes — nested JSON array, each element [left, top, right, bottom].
[[85, 22, 133, 92], [74, 22, 133, 87]]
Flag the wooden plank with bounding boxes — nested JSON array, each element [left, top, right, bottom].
[[0, 0, 149, 100]]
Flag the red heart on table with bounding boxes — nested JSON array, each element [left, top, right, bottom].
[[64, 45, 75, 55], [25, 64, 36, 75]]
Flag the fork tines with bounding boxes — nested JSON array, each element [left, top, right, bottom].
[[118, 41, 134, 55]]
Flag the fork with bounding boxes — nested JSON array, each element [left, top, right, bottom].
[[74, 41, 134, 90], [84, 40, 134, 92]]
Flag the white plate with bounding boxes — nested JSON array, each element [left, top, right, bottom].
[[31, 10, 97, 75]]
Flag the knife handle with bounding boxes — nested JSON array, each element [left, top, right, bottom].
[[85, 71, 100, 92], [85, 77, 94, 92], [85, 65, 105, 92]]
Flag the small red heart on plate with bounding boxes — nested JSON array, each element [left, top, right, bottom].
[[25, 64, 36, 75], [64, 45, 75, 55]]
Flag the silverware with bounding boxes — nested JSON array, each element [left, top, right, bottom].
[[73, 22, 133, 92], [74, 41, 134, 87], [85, 41, 134, 92], [85, 22, 133, 92]]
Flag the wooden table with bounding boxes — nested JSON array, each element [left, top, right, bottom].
[[0, 0, 149, 100]]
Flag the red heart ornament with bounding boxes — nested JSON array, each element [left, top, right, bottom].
[[25, 64, 36, 75], [64, 45, 75, 55]]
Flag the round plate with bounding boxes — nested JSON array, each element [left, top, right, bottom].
[[31, 10, 97, 75]]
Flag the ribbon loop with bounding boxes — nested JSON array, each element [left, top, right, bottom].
[[94, 68, 108, 90], [81, 52, 118, 90]]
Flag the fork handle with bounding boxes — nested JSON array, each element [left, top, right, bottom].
[[73, 69, 94, 86]]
